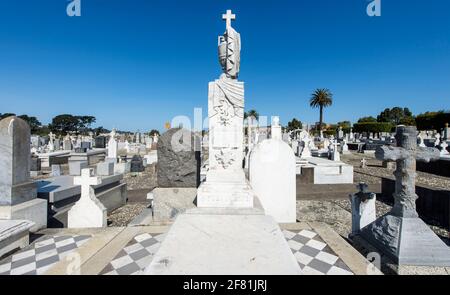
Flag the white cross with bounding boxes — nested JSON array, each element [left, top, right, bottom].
[[74, 168, 101, 199], [222, 9, 236, 29]]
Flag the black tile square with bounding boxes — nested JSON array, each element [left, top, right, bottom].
[[299, 245, 320, 257], [308, 259, 333, 274], [292, 234, 310, 245]]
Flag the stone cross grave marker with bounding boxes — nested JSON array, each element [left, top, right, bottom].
[[68, 168, 107, 228], [361, 125, 450, 266], [375, 126, 439, 217]]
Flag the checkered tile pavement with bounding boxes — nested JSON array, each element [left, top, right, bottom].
[[283, 229, 354, 275], [0, 235, 91, 275], [100, 233, 166, 275]]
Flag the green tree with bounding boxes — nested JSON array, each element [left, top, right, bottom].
[[49, 114, 80, 135], [76, 116, 96, 134], [309, 88, 333, 130], [286, 118, 303, 132], [377, 107, 414, 125], [358, 116, 377, 123], [93, 126, 109, 136]]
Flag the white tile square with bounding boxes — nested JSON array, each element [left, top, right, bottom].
[[11, 249, 36, 262], [35, 238, 55, 247], [10, 262, 36, 275], [134, 233, 152, 243], [287, 239, 302, 251], [315, 251, 339, 265], [301, 265, 325, 275], [55, 238, 75, 248], [124, 242, 144, 254], [282, 230, 296, 240], [299, 230, 317, 239], [146, 242, 162, 254], [111, 255, 133, 269], [36, 249, 58, 261], [306, 239, 326, 250], [327, 266, 354, 275], [0, 262, 12, 273], [294, 251, 314, 266]]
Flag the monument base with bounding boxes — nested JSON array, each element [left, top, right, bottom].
[[196, 179, 255, 208], [144, 210, 302, 275], [0, 198, 47, 232], [361, 213, 450, 266]]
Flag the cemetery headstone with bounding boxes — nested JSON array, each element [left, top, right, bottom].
[[361, 126, 450, 266], [130, 155, 145, 173], [68, 168, 107, 228], [51, 164, 61, 177], [157, 128, 201, 187], [107, 129, 118, 159], [350, 183, 376, 236], [249, 118, 296, 223], [30, 155, 41, 177], [196, 10, 258, 208], [0, 116, 47, 231], [95, 136, 106, 148]]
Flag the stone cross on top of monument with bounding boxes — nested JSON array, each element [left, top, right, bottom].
[[74, 168, 102, 201], [375, 125, 440, 218], [218, 9, 241, 79], [222, 9, 236, 29]]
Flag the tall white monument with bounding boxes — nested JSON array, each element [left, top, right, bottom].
[[107, 129, 118, 159], [197, 10, 255, 208]]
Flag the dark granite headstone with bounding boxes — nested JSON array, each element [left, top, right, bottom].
[[157, 128, 201, 188], [95, 136, 106, 148], [30, 156, 41, 172], [130, 155, 144, 173]]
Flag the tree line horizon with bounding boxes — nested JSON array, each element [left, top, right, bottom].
[[1, 87, 449, 138]]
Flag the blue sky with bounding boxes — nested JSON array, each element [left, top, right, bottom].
[[0, 0, 449, 132]]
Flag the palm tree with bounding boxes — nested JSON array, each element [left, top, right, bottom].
[[310, 89, 333, 131]]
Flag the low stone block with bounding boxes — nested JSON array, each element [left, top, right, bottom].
[[0, 198, 47, 232], [69, 161, 88, 176], [96, 162, 114, 176], [152, 188, 197, 222], [114, 162, 131, 174], [0, 220, 34, 258]]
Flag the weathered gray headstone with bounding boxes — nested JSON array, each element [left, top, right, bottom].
[[361, 125, 450, 266], [157, 128, 201, 188], [0, 117, 37, 205], [0, 116, 47, 231]]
